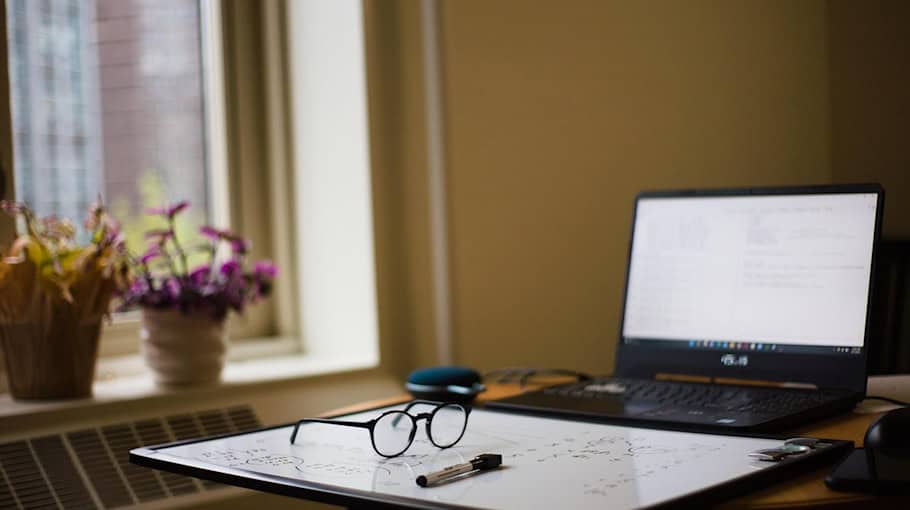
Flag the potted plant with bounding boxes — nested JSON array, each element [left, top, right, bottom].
[[0, 200, 129, 399], [119, 202, 276, 386]]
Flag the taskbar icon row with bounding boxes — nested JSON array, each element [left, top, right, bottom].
[[687, 340, 777, 352]]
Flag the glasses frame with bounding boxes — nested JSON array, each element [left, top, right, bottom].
[[289, 400, 472, 458]]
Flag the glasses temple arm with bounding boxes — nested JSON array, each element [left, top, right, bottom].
[[289, 418, 373, 444]]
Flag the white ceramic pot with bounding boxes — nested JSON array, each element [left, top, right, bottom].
[[140, 308, 227, 386]]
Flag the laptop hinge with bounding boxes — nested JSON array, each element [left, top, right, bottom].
[[655, 373, 818, 390]]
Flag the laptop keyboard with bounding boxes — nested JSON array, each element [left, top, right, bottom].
[[543, 378, 844, 415]]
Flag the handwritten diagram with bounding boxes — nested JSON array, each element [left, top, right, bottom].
[[161, 406, 789, 510]]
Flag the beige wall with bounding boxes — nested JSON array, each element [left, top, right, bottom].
[[365, 1, 438, 376], [828, 0, 910, 237], [438, 0, 831, 374], [368, 0, 909, 378]]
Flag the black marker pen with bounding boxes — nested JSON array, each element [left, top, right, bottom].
[[416, 454, 502, 487]]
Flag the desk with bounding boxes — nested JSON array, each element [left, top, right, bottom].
[[325, 382, 908, 510]]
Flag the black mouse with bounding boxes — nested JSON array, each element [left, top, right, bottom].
[[864, 407, 910, 452]]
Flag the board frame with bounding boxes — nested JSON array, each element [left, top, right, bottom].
[[130, 404, 853, 509]]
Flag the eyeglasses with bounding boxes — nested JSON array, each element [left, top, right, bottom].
[[289, 400, 471, 458]]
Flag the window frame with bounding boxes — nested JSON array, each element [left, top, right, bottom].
[[0, 0, 13, 243], [0, 0, 400, 391], [0, 0, 302, 372]]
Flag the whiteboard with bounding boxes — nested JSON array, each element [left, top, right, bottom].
[[136, 404, 839, 510]]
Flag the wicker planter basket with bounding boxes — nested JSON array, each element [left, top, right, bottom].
[[0, 312, 102, 400], [0, 200, 126, 400]]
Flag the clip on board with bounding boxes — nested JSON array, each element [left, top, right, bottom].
[[130, 404, 851, 510]]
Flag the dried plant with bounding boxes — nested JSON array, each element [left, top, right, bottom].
[[0, 200, 130, 324]]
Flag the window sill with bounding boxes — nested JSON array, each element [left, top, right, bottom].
[[0, 351, 381, 420]]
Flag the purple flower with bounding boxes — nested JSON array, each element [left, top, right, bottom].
[[199, 225, 222, 241], [254, 260, 277, 279], [230, 238, 250, 255], [199, 225, 253, 254], [164, 277, 182, 300], [220, 259, 241, 276], [140, 246, 161, 264], [144, 229, 174, 243], [200, 225, 236, 240], [189, 264, 211, 284], [124, 215, 279, 318], [146, 201, 190, 219], [130, 278, 150, 295]]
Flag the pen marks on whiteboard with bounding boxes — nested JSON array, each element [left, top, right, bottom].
[[584, 473, 638, 495], [510, 434, 729, 471], [292, 438, 366, 455], [195, 448, 268, 466], [297, 462, 387, 478], [627, 445, 675, 455], [577, 439, 731, 495], [246, 454, 305, 467]]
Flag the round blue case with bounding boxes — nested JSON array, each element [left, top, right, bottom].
[[405, 366, 486, 402]]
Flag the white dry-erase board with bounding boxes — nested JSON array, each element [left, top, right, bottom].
[[131, 404, 850, 510]]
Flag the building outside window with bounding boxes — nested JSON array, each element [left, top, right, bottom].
[[7, 0, 211, 248]]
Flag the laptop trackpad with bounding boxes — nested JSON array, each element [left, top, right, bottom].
[[622, 400, 664, 415]]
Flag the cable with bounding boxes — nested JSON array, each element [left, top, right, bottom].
[[864, 395, 910, 406]]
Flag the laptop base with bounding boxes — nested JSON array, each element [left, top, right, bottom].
[[485, 378, 860, 432]]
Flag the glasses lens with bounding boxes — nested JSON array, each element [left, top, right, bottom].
[[429, 404, 468, 447], [373, 411, 415, 456]]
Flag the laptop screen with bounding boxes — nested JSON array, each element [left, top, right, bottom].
[[621, 191, 879, 357]]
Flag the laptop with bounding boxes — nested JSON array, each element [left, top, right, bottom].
[[487, 184, 884, 431]]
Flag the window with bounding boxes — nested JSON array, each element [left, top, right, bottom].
[[286, 0, 378, 364], [7, 0, 216, 243], [0, 0, 381, 377], [3, 0, 234, 357]]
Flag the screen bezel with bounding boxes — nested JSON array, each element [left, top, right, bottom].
[[614, 184, 884, 393]]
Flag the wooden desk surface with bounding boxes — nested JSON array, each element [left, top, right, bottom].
[[327, 382, 907, 509]]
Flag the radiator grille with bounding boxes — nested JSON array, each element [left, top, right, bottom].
[[0, 405, 260, 509], [131, 420, 195, 498], [67, 430, 130, 509], [0, 441, 59, 509], [32, 436, 95, 510]]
